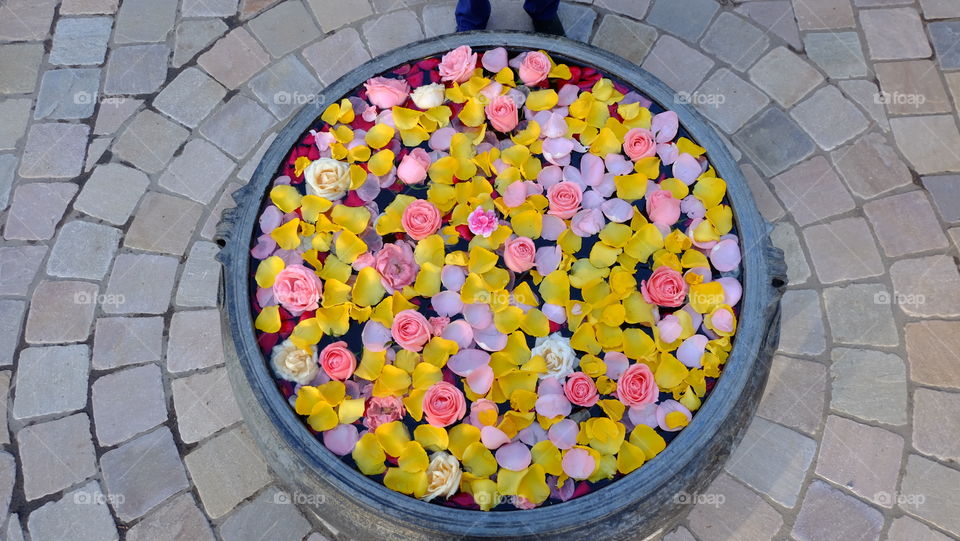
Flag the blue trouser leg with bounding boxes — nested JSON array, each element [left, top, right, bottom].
[[524, 0, 560, 21], [455, 0, 492, 31]]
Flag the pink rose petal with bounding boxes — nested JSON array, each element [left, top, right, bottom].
[[541, 303, 567, 324], [673, 153, 702, 185], [558, 84, 580, 106], [518, 423, 547, 446], [582, 189, 605, 210], [259, 206, 283, 233], [601, 198, 633, 222], [482, 47, 508, 73], [535, 393, 572, 418], [547, 419, 579, 450], [474, 326, 508, 351], [604, 154, 634, 176], [652, 111, 679, 143], [250, 234, 277, 260], [323, 423, 360, 456], [540, 215, 566, 241], [677, 335, 708, 368], [710, 239, 742, 272], [503, 181, 530, 208], [538, 165, 563, 188], [570, 208, 605, 237], [431, 290, 464, 317], [716, 277, 743, 307], [656, 400, 692, 432], [441, 265, 467, 292], [481, 425, 510, 449], [580, 153, 604, 187], [542, 137, 575, 166], [535, 245, 562, 275], [628, 403, 658, 427], [657, 142, 679, 165], [429, 127, 456, 151], [680, 195, 706, 219], [447, 348, 491, 377], [441, 319, 475, 349], [361, 320, 392, 352], [657, 315, 682, 343], [467, 364, 495, 395], [562, 448, 595, 480], [543, 112, 568, 138], [496, 441, 533, 471], [256, 287, 277, 307], [463, 303, 493, 329], [604, 352, 630, 380]]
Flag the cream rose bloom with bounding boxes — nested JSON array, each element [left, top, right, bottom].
[[531, 333, 578, 380], [304, 158, 351, 200], [410, 83, 446, 110], [271, 339, 319, 384], [422, 452, 462, 502]]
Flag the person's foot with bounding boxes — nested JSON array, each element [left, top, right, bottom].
[[532, 15, 565, 36]]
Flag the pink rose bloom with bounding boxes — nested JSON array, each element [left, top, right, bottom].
[[467, 207, 498, 237], [485, 95, 519, 132], [391, 309, 432, 351], [374, 242, 419, 293], [428, 316, 450, 337], [519, 51, 551, 86], [422, 381, 467, 427], [623, 128, 657, 161], [397, 148, 430, 185], [641, 266, 688, 308], [547, 181, 583, 219], [401, 199, 442, 240], [617, 363, 659, 408], [363, 77, 410, 109], [503, 236, 536, 273], [563, 372, 599, 407], [646, 189, 681, 225], [363, 395, 405, 431], [272, 264, 322, 314], [438, 45, 478, 83], [319, 341, 356, 380]]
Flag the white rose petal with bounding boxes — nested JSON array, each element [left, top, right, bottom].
[[271, 339, 319, 384], [411, 83, 446, 110], [304, 158, 351, 201], [530, 333, 578, 380], [422, 452, 462, 502]]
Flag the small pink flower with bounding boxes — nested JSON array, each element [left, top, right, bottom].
[[391, 309, 432, 351], [646, 189, 681, 225], [272, 264, 322, 314], [641, 266, 688, 308], [363, 77, 410, 109], [503, 236, 536, 273], [397, 148, 430, 185], [617, 363, 659, 408], [363, 395, 405, 431], [467, 207, 498, 237], [547, 181, 583, 219], [438, 45, 477, 83], [519, 51, 551, 86], [401, 199, 442, 240], [428, 316, 450, 337], [623, 128, 657, 161], [422, 381, 467, 427], [374, 242, 419, 293], [485, 95, 519, 132], [319, 341, 356, 381], [563, 372, 599, 407]]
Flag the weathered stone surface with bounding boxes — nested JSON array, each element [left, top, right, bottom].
[[740, 163, 784, 222], [19, 414, 97, 501], [26, 281, 98, 344], [4, 182, 78, 241], [27, 481, 118, 541], [247, 1, 319, 57], [302, 28, 372, 85], [362, 10, 425, 57], [172, 367, 243, 443], [891, 256, 960, 318], [862, 7, 932, 60], [694, 68, 769, 134], [173, 19, 229, 68], [642, 36, 715, 95], [0, 43, 45, 94], [181, 0, 238, 17], [0, 372, 9, 443], [777, 289, 826, 356], [906, 320, 960, 389], [886, 517, 953, 541], [176, 242, 221, 308], [771, 156, 855, 227], [913, 388, 960, 463], [0, 99, 30, 150], [890, 116, 960, 174], [84, 135, 111, 172], [803, 217, 885, 284], [185, 427, 273, 519], [92, 364, 167, 446], [5, 513, 22, 541], [838, 80, 889, 132], [0, 301, 25, 367], [804, 31, 866, 79], [823, 283, 899, 346], [13, 345, 90, 421], [733, 108, 816, 176], [864, 191, 949, 257], [791, 0, 854, 29], [592, 15, 657, 66], [0, 0, 58, 41], [0, 245, 46, 295], [771, 222, 810, 285], [736, 0, 801, 48], [876, 60, 953, 115], [831, 132, 912, 199], [125, 192, 203, 255], [791, 86, 869, 150], [75, 163, 149, 225], [757, 356, 826, 435], [217, 486, 313, 541], [103, 254, 179, 314], [100, 428, 189, 521], [791, 480, 883, 541], [749, 47, 823, 108], [60, 0, 119, 14], [306, 0, 373, 32], [47, 221, 122, 280], [922, 175, 960, 223], [112, 110, 189, 174], [645, 0, 719, 42], [816, 416, 903, 506], [700, 12, 768, 72], [421, 2, 456, 37], [50, 17, 113, 66], [158, 139, 235, 204], [831, 348, 908, 425], [93, 97, 142, 135], [557, 2, 598, 43], [92, 317, 163, 370], [103, 44, 170, 95], [202, 182, 241, 239], [19, 123, 89, 179], [167, 310, 226, 373], [248, 55, 320, 119], [34, 68, 101, 120], [126, 493, 215, 541], [153, 68, 227, 129], [200, 95, 276, 158], [899, 455, 960, 536], [725, 417, 816, 508], [199, 28, 271, 89], [114, 0, 177, 43], [686, 473, 783, 541]]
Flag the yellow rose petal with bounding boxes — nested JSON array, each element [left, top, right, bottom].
[[254, 256, 285, 288], [365, 123, 395, 149], [269, 185, 302, 214], [271, 218, 302, 250]]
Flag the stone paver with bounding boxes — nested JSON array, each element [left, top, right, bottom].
[[899, 455, 960, 536], [725, 417, 816, 508], [831, 348, 908, 426], [792, 0, 855, 30], [791, 86, 869, 150], [0, 245, 47, 296], [302, 28, 373, 85], [0, 99, 30, 150], [913, 388, 960, 463], [887, 517, 954, 541], [929, 21, 960, 70], [875, 60, 953, 115], [0, 155, 17, 210], [198, 28, 271, 90], [176, 241, 222, 307], [749, 47, 823, 108], [0, 0, 58, 40], [19, 413, 97, 501], [861, 7, 932, 60], [687, 473, 783, 541], [4, 183, 78, 241], [13, 345, 90, 421], [700, 13, 768, 72], [838, 80, 890, 132], [592, 15, 657, 66], [247, 1, 319, 57], [185, 427, 273, 519], [181, 0, 238, 17], [50, 17, 113, 66], [771, 156, 855, 227], [741, 164, 784, 222], [645, 0, 719, 42], [0, 372, 9, 443], [791, 480, 884, 541], [103, 253, 179, 314], [831, 132, 912, 199], [890, 256, 960, 318], [93, 97, 142, 135], [25, 281, 98, 344], [112, 110, 189, 174], [153, 68, 227, 129], [100, 427, 189, 521], [200, 95, 276, 158], [823, 283, 899, 346], [173, 19, 229, 68], [694, 68, 769, 134], [557, 2, 598, 43], [361, 10, 426, 57], [736, 0, 802, 48], [217, 486, 313, 541], [92, 364, 167, 446], [906, 320, 960, 389], [74, 163, 150, 225], [19, 123, 89, 179], [890, 115, 960, 175], [247, 55, 320, 119], [757, 356, 825, 436], [27, 481, 118, 541], [167, 310, 226, 373], [114, 0, 177, 44], [307, 0, 373, 32], [803, 32, 867, 79], [771, 223, 811, 286], [172, 367, 243, 443], [922, 175, 960, 223], [0, 301, 26, 367], [920, 0, 960, 19], [60, 0, 119, 14], [125, 493, 216, 541], [34, 68, 101, 120], [125, 192, 204, 255], [803, 217, 885, 284], [47, 221, 122, 280], [733, 107, 816, 176], [0, 43, 45, 94], [864, 191, 949, 257], [816, 416, 903, 506], [103, 44, 171, 95], [92, 317, 164, 370], [777, 289, 827, 356], [643, 36, 715, 95], [159, 140, 235, 205]]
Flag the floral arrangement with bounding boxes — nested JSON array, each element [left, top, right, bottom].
[[250, 45, 743, 510]]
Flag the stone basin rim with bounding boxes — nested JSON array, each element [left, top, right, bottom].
[[217, 30, 786, 537]]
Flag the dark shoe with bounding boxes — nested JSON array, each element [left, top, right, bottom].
[[532, 15, 565, 36]]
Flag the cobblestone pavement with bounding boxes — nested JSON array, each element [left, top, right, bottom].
[[1, 0, 959, 539]]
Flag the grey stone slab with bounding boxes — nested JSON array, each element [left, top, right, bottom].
[[777, 289, 826, 356], [154, 68, 227, 129], [93, 97, 142, 135], [890, 255, 960, 318], [771, 222, 810, 285], [248, 55, 319, 119], [791, 480, 883, 541], [831, 348, 907, 425], [75, 163, 149, 225], [687, 474, 783, 541], [182, 0, 238, 17], [595, 0, 651, 19], [198, 28, 271, 89], [92, 364, 167, 446], [19, 123, 90, 179], [100, 428, 189, 521], [804, 32, 867, 79], [0, 43, 45, 94], [646, 0, 719, 42], [642, 35, 715, 95], [694, 68, 769, 134], [247, 1, 320, 57], [898, 455, 960, 536], [27, 481, 118, 541], [791, 0, 855, 30], [0, 155, 14, 211], [733, 108, 815, 176], [816, 416, 903, 506], [172, 366, 243, 443], [831, 132, 911, 199], [13, 345, 90, 421], [591, 15, 657, 65], [125, 192, 204, 255], [907, 321, 960, 389], [307, 0, 373, 32], [112, 110, 189, 174], [19, 414, 98, 501], [92, 317, 164, 370], [913, 388, 960, 463], [791, 86, 869, 150], [4, 182, 78, 241], [202, 182, 241, 238], [0, 301, 26, 367], [5, 513, 23, 541], [159, 139, 235, 204], [0, 372, 10, 443], [557, 2, 597, 43], [700, 12, 768, 72], [103, 253, 179, 314], [862, 7, 932, 60], [0, 99, 30, 150], [920, 0, 960, 18], [302, 28, 372, 85], [741, 163, 784, 222], [47, 221, 122, 280], [421, 1, 456, 38], [84, 135, 111, 172], [50, 17, 113, 66], [887, 517, 954, 541], [838, 80, 889, 132], [60, 0, 119, 14], [200, 95, 276, 158], [823, 283, 899, 346], [725, 417, 816, 508], [185, 427, 272, 519], [173, 19, 229, 68], [749, 47, 823, 108], [103, 44, 171, 95], [772, 155, 856, 227], [803, 217, 885, 284], [875, 60, 953, 115], [217, 487, 313, 541], [361, 10, 425, 57], [923, 175, 960, 223], [26, 281, 98, 344], [864, 190, 949, 257], [0, 0, 57, 40], [0, 245, 47, 296], [125, 493, 216, 541], [167, 310, 226, 373], [758, 355, 825, 435], [114, 0, 177, 43], [735, 1, 801, 49], [176, 241, 222, 307], [890, 115, 960, 175]]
